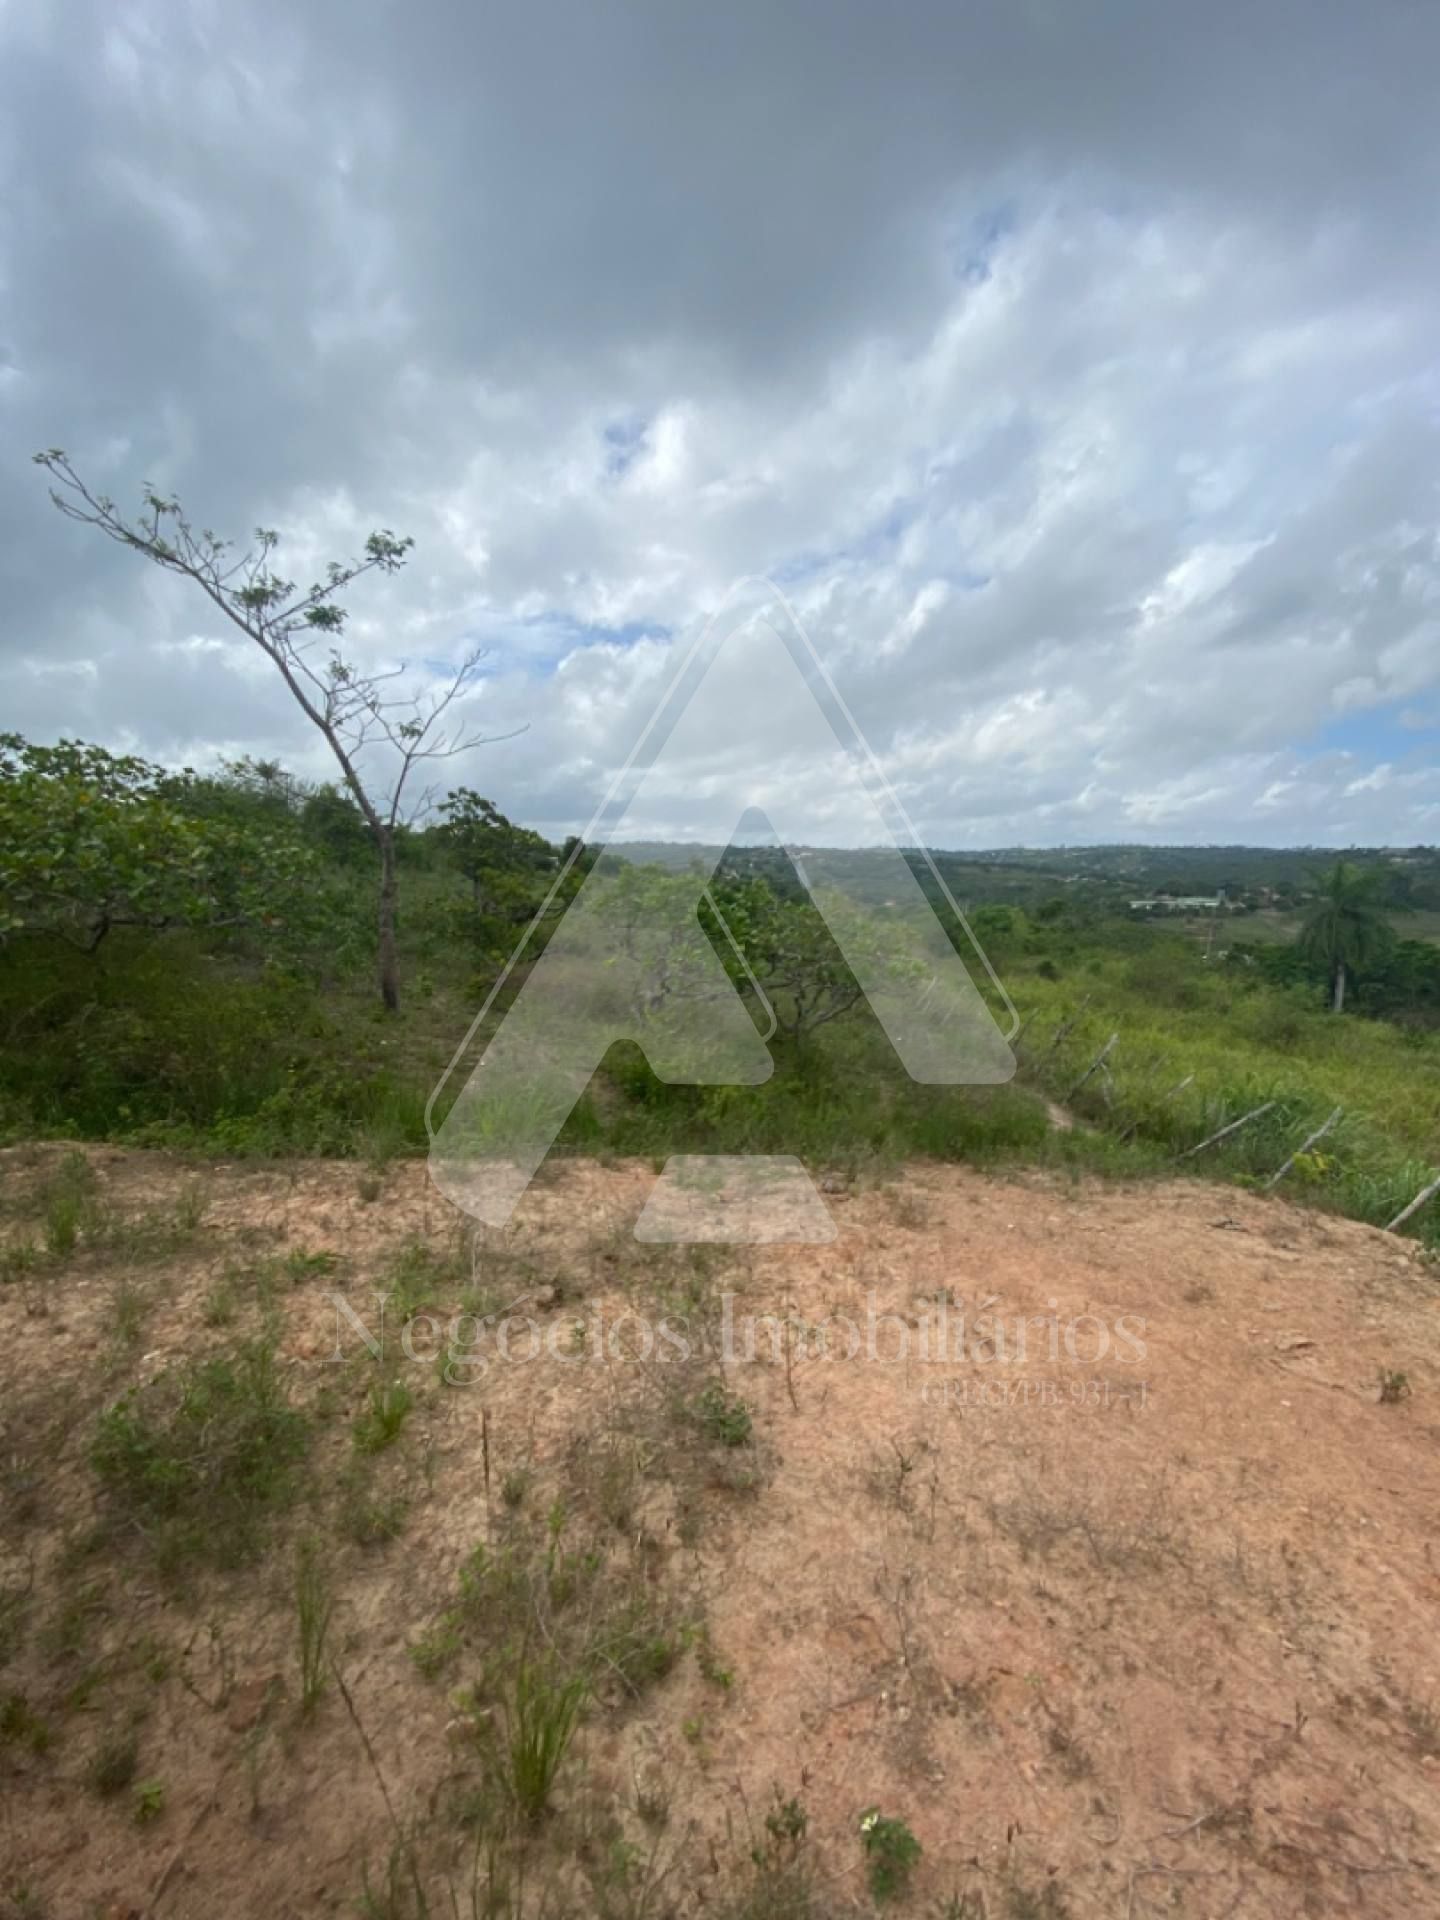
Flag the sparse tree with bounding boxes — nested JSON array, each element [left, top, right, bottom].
[[35, 449, 516, 1011]]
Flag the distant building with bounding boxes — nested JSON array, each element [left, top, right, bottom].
[[1129, 890, 1228, 912]]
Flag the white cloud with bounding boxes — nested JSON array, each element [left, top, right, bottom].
[[1, 1, 1437, 846]]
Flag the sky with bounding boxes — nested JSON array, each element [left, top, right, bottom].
[[2, 0, 1438, 848]]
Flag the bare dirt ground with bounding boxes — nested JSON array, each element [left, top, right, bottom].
[[2, 1144, 1440, 1918]]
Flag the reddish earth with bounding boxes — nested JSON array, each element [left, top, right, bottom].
[[2, 1144, 1439, 1917]]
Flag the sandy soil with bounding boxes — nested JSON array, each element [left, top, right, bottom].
[[2, 1144, 1439, 1918]]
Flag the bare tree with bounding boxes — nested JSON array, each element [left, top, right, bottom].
[[35, 449, 516, 1011]]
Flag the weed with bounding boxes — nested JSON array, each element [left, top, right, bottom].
[[0, 1692, 50, 1754], [132, 1777, 165, 1824], [0, 1241, 40, 1284], [353, 1377, 414, 1454], [295, 1539, 334, 1715], [408, 1619, 462, 1680], [501, 1466, 531, 1509], [693, 1627, 735, 1691], [718, 1792, 815, 1920], [691, 1381, 753, 1448], [111, 1280, 149, 1347], [1378, 1367, 1411, 1404], [90, 1334, 310, 1571], [381, 1238, 467, 1323], [87, 1724, 139, 1797], [866, 1437, 921, 1511], [858, 1808, 922, 1903], [357, 1173, 383, 1205], [356, 1833, 432, 1920], [40, 1152, 99, 1257], [1005, 1880, 1072, 1919], [764, 1796, 808, 1848], [337, 1462, 409, 1546], [283, 1247, 339, 1283], [201, 1277, 237, 1327], [173, 1183, 208, 1232], [503, 1655, 587, 1821]]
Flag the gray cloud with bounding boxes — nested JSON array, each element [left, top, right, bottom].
[[2, 0, 1437, 844]]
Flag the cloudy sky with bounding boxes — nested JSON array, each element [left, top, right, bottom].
[[3, 0, 1438, 848]]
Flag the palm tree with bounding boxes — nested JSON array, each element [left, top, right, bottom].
[[1298, 861, 1393, 1012]]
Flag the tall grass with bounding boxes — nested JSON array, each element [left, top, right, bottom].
[[504, 1657, 587, 1821]]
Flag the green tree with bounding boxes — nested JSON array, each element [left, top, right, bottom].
[[1298, 860, 1393, 1013], [0, 734, 314, 951], [708, 874, 921, 1041], [35, 450, 517, 1011], [437, 788, 558, 912]]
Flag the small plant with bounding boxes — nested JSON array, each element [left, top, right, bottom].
[[41, 1152, 98, 1257], [501, 1466, 531, 1509], [727, 1792, 815, 1920], [353, 1376, 414, 1454], [295, 1539, 334, 1715], [284, 1247, 339, 1283], [0, 1241, 41, 1284], [694, 1627, 735, 1691], [408, 1617, 462, 1679], [201, 1278, 236, 1328], [859, 1808, 922, 1902], [90, 1334, 310, 1571], [87, 1725, 139, 1797], [132, 1777, 165, 1824], [692, 1381, 753, 1448], [357, 1173, 383, 1205], [1378, 1368, 1411, 1405], [112, 1280, 149, 1348], [0, 1692, 50, 1754], [764, 1796, 808, 1848], [173, 1183, 209, 1232], [504, 1657, 588, 1820]]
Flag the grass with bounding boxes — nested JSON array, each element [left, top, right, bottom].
[[39, 1152, 99, 1256], [90, 1334, 310, 1573], [503, 1655, 587, 1821], [353, 1377, 415, 1454], [86, 1724, 139, 1797], [295, 1539, 334, 1715]]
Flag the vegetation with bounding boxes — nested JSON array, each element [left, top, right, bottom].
[[90, 1335, 310, 1573], [1299, 860, 1394, 1012], [1, 729, 1439, 1248], [858, 1808, 923, 1902], [35, 451, 505, 1012]]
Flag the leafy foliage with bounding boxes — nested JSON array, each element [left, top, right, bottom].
[[1298, 860, 1395, 1011], [0, 734, 316, 950]]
